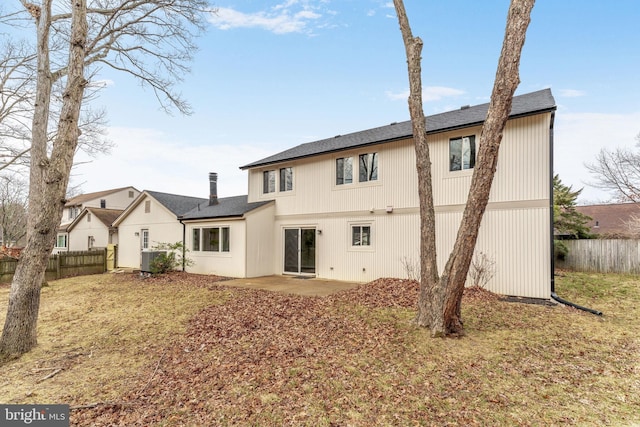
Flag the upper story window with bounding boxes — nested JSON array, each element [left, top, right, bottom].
[[449, 135, 476, 172], [263, 170, 276, 194], [128, 190, 134, 198], [68, 206, 79, 220], [279, 167, 293, 192], [144, 200, 151, 213], [359, 153, 378, 182], [336, 157, 353, 185], [100, 199, 106, 208], [87, 213, 92, 222]]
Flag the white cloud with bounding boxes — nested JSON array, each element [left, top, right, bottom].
[[554, 111, 640, 203], [386, 86, 466, 102], [559, 89, 586, 98], [210, 3, 323, 34], [72, 127, 275, 198]]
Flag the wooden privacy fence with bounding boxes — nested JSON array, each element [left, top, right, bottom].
[[558, 239, 640, 274], [0, 249, 107, 283]]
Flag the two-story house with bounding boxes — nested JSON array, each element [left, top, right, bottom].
[[179, 89, 555, 299], [55, 186, 140, 253]]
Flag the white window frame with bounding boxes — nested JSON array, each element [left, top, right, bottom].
[[56, 233, 68, 249], [449, 135, 476, 172], [141, 229, 149, 250], [279, 167, 293, 192], [263, 170, 276, 194], [358, 152, 378, 182], [349, 223, 374, 251], [194, 226, 230, 253], [336, 156, 353, 185]]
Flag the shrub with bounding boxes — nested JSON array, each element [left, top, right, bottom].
[[149, 242, 193, 275]]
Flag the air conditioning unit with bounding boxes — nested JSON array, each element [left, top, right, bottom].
[[140, 251, 166, 273]]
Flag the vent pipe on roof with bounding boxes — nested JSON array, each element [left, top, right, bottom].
[[209, 172, 218, 206]]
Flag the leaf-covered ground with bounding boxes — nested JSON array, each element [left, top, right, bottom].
[[2, 272, 638, 426]]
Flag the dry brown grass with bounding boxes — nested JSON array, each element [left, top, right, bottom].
[[0, 273, 230, 405], [1, 271, 638, 426]]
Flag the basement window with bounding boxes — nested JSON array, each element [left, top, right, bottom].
[[449, 135, 476, 171]]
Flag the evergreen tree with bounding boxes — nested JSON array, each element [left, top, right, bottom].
[[553, 174, 593, 239]]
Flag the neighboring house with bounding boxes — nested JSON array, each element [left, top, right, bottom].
[[113, 190, 208, 269], [179, 89, 555, 299], [576, 203, 640, 238], [55, 186, 140, 253], [66, 208, 123, 251]]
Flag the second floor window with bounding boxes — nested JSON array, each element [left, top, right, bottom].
[[359, 153, 378, 182], [100, 199, 106, 208], [280, 167, 293, 192], [336, 157, 353, 185], [68, 206, 78, 220], [263, 170, 276, 193], [449, 135, 476, 171]]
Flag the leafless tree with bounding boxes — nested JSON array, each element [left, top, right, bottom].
[[585, 133, 640, 203], [393, 0, 535, 336], [0, 173, 28, 247], [0, 40, 36, 171], [0, 0, 212, 361]]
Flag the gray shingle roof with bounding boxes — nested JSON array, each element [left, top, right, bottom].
[[240, 89, 555, 170], [146, 191, 208, 216], [180, 195, 273, 220]]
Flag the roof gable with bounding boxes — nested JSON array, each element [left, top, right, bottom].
[[66, 207, 124, 231], [241, 89, 555, 170], [65, 186, 138, 207], [112, 190, 208, 226]]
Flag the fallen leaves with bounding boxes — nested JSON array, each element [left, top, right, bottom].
[[28, 272, 638, 426]]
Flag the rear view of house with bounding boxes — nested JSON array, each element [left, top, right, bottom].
[[225, 89, 555, 299]]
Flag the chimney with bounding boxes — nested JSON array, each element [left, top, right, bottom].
[[209, 172, 218, 205]]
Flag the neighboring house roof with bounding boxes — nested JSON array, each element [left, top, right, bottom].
[[241, 89, 556, 170], [65, 186, 139, 207], [66, 208, 124, 232], [112, 190, 208, 227], [180, 195, 273, 220], [576, 203, 640, 238]]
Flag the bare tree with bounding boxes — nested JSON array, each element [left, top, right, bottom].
[[0, 0, 211, 361], [0, 40, 36, 171], [585, 133, 640, 203], [393, 0, 535, 336], [0, 174, 28, 246]]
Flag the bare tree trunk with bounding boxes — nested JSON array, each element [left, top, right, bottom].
[[0, 0, 88, 361], [392, 0, 441, 329], [394, 0, 535, 337], [434, 0, 534, 337]]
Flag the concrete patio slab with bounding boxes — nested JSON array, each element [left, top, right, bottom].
[[221, 275, 361, 297]]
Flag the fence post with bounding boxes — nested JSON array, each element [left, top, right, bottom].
[[56, 253, 62, 280]]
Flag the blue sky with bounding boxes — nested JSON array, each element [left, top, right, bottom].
[[72, 0, 640, 203]]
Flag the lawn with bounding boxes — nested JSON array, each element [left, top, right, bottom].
[[0, 271, 638, 426]]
